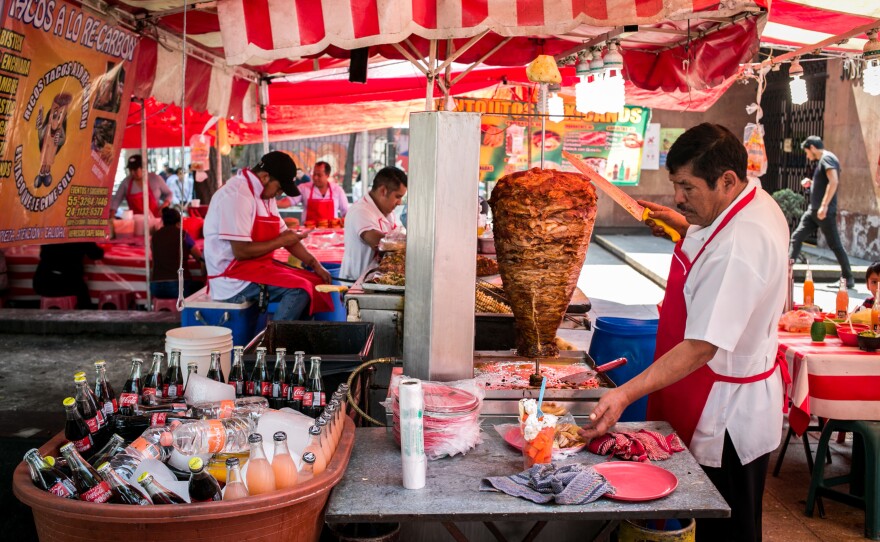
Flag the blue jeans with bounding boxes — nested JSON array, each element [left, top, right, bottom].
[[222, 282, 311, 321]]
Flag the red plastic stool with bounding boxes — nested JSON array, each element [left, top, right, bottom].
[[97, 290, 135, 310], [40, 296, 78, 310], [152, 298, 180, 312]]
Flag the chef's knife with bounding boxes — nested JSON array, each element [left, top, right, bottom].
[[562, 151, 681, 242]]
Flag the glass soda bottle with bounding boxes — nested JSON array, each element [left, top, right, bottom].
[[142, 352, 164, 406], [245, 433, 276, 495], [163, 350, 184, 400], [87, 433, 125, 467], [228, 346, 245, 397], [190, 397, 269, 421], [803, 268, 814, 307], [184, 361, 198, 395], [271, 348, 289, 409], [302, 425, 327, 475], [188, 457, 222, 502], [248, 347, 271, 398], [137, 472, 187, 504], [836, 277, 850, 319], [119, 358, 143, 416], [97, 462, 152, 505], [74, 374, 107, 446], [207, 351, 224, 383], [63, 397, 94, 456], [59, 442, 113, 503], [288, 350, 307, 412], [304, 356, 325, 417], [315, 417, 333, 461], [271, 431, 298, 489], [300, 452, 317, 482], [23, 449, 78, 499], [222, 457, 249, 500], [93, 360, 118, 422]]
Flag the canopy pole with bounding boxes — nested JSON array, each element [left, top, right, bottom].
[[260, 79, 270, 154], [425, 40, 437, 111], [360, 130, 369, 200], [141, 99, 151, 310]]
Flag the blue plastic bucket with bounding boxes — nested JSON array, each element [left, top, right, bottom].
[[313, 264, 346, 322], [588, 317, 659, 422]]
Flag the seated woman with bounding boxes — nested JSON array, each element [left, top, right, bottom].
[[33, 242, 104, 309], [151, 207, 205, 299]]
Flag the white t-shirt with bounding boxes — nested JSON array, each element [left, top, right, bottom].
[[203, 170, 287, 300], [340, 193, 401, 281], [682, 177, 790, 467], [289, 181, 349, 223]]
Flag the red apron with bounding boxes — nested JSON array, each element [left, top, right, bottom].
[[646, 187, 784, 446], [213, 170, 333, 316], [305, 184, 336, 223], [125, 177, 160, 217]]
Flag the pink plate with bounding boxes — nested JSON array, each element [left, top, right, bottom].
[[503, 427, 586, 457], [593, 461, 678, 501]]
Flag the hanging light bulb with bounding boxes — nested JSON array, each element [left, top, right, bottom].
[[863, 30, 880, 96], [547, 83, 564, 122], [789, 58, 808, 105], [603, 40, 626, 114], [575, 50, 590, 78], [589, 48, 606, 113], [575, 49, 595, 113]]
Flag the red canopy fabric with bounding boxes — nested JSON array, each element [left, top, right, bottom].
[[762, 0, 880, 53]]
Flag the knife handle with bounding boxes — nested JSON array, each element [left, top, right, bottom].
[[640, 208, 682, 243]]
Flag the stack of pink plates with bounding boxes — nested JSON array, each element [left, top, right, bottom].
[[391, 382, 482, 455]]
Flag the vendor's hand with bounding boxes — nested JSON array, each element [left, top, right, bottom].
[[817, 205, 828, 221], [314, 263, 332, 284], [578, 388, 631, 440], [277, 229, 308, 248], [638, 200, 689, 240]]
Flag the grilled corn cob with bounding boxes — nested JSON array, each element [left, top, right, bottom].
[[475, 290, 512, 313]]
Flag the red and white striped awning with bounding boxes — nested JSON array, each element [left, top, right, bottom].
[[763, 0, 880, 53]]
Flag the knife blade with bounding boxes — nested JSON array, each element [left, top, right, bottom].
[[562, 151, 681, 242]]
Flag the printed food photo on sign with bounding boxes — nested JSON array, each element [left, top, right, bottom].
[[91, 119, 117, 167], [35, 93, 72, 189], [481, 124, 505, 148], [93, 62, 125, 114]]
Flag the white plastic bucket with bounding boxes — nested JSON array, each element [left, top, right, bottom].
[[165, 326, 233, 384]]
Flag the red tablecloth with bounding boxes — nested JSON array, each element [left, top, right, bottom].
[[779, 331, 880, 436]]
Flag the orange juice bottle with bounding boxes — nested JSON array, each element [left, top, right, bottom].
[[316, 418, 333, 461], [271, 432, 298, 489], [836, 278, 849, 319], [303, 426, 327, 475], [245, 433, 276, 495], [803, 268, 814, 307], [300, 452, 317, 482], [222, 457, 249, 500]]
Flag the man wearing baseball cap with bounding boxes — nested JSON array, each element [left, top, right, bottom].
[[203, 151, 333, 320], [109, 154, 173, 218]]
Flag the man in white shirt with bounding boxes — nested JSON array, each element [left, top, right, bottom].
[[581, 124, 789, 541], [203, 151, 333, 321], [340, 167, 407, 281], [287, 161, 349, 224]]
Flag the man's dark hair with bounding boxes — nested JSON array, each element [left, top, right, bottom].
[[665, 123, 747, 189], [867, 261, 880, 283], [371, 167, 407, 192], [161, 207, 181, 227], [315, 161, 331, 175], [802, 135, 824, 150]]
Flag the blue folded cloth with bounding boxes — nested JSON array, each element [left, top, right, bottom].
[[480, 463, 615, 505]]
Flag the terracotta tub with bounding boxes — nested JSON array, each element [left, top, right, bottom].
[[13, 417, 355, 542]]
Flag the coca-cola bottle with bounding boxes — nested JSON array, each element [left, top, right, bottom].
[[141, 352, 164, 406], [97, 462, 152, 505], [163, 350, 184, 399], [137, 472, 187, 504], [304, 356, 326, 417], [207, 351, 224, 383], [87, 433, 125, 467], [228, 346, 245, 397], [118, 358, 143, 416], [187, 456, 222, 502], [23, 448, 78, 499], [63, 397, 94, 456], [288, 350, 307, 412], [270, 348, 289, 409], [247, 347, 270, 398], [59, 442, 113, 503], [93, 361, 118, 423], [74, 373, 108, 447], [184, 361, 198, 393]]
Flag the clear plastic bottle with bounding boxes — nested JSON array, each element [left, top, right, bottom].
[[803, 268, 815, 307], [837, 277, 850, 319], [97, 462, 152, 505], [228, 346, 246, 398], [222, 457, 249, 500], [271, 431, 298, 489], [245, 433, 276, 495], [137, 472, 186, 504], [190, 397, 269, 421], [300, 452, 317, 482], [109, 424, 176, 478], [171, 417, 254, 455], [206, 351, 224, 383], [302, 426, 327, 475]]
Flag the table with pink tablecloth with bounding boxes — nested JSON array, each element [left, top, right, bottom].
[[779, 331, 880, 436]]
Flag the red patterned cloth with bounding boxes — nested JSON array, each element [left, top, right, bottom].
[[587, 429, 685, 462]]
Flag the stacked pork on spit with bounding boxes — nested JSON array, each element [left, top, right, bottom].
[[489, 168, 598, 358]]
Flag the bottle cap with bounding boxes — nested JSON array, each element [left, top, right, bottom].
[[97, 461, 110, 472], [316, 417, 327, 427], [73, 371, 86, 379], [233, 345, 243, 351], [63, 397, 76, 407], [256, 346, 267, 352], [23, 448, 39, 461], [188, 457, 204, 471], [273, 431, 287, 441], [152, 351, 164, 357], [309, 425, 321, 435], [94, 360, 106, 368], [44, 456, 56, 467], [248, 433, 263, 443], [159, 432, 173, 447], [225, 457, 240, 467], [137, 471, 152, 483], [210, 350, 220, 355], [74, 375, 86, 383], [59, 442, 73, 455], [276, 347, 286, 355], [302, 452, 316, 464]]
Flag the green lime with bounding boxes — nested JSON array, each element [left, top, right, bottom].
[[811, 321, 827, 342]]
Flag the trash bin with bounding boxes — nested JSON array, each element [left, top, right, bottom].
[[588, 317, 658, 422]]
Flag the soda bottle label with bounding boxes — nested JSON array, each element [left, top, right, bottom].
[[317, 392, 326, 407], [171, 402, 187, 411], [95, 409, 106, 427], [102, 402, 115, 417], [84, 416, 100, 434], [272, 383, 281, 398], [110, 398, 118, 413], [73, 435, 93, 453], [119, 393, 138, 407], [150, 413, 167, 426], [281, 383, 290, 399], [48, 480, 76, 498], [303, 392, 313, 407], [245, 381, 255, 395], [142, 387, 158, 401], [260, 382, 271, 396], [293, 386, 305, 400], [164, 384, 179, 398], [232, 380, 243, 395], [81, 480, 113, 503]]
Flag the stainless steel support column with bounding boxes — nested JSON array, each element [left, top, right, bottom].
[[403, 112, 481, 381]]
